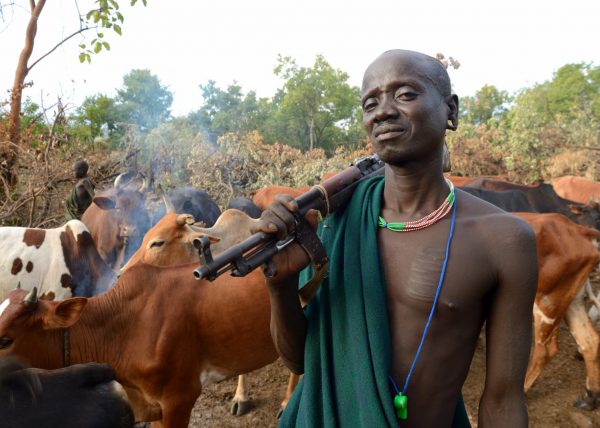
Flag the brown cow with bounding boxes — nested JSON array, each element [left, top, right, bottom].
[[551, 176, 600, 204], [122, 210, 297, 417], [516, 213, 600, 409], [0, 264, 278, 427], [82, 185, 151, 270]]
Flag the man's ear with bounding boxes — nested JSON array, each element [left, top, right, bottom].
[[446, 94, 459, 131], [42, 298, 87, 330]]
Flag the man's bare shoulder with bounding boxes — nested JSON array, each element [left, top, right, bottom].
[[455, 188, 536, 249]]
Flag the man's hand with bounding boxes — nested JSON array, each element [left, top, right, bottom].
[[251, 194, 314, 285]]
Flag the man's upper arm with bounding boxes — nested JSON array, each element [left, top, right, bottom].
[[481, 217, 537, 422]]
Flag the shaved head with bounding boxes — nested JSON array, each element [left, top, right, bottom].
[[363, 49, 452, 98]]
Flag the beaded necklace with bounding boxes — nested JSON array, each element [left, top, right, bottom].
[[378, 179, 455, 232]]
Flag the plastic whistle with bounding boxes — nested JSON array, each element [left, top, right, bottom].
[[393, 393, 407, 420]]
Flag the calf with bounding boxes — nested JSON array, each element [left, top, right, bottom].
[[152, 187, 221, 227], [0, 357, 133, 428], [0, 264, 279, 427], [0, 220, 115, 300], [516, 213, 600, 409], [460, 187, 536, 213], [122, 210, 295, 417]]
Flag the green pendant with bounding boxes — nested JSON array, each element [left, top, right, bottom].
[[393, 393, 408, 420]]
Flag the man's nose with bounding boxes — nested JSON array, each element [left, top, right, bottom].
[[373, 96, 399, 122]]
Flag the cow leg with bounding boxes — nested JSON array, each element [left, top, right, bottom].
[[231, 374, 252, 416], [525, 303, 560, 391], [564, 288, 600, 410], [586, 280, 600, 323], [152, 391, 199, 428], [278, 372, 301, 419]]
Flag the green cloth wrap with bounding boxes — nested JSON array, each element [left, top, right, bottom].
[[279, 176, 471, 428]]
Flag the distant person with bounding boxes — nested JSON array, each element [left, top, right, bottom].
[[66, 160, 95, 220]]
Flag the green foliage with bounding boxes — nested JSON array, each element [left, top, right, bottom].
[[71, 94, 123, 143], [116, 69, 173, 131], [505, 63, 600, 181], [190, 81, 269, 142], [273, 55, 362, 153], [79, 0, 146, 63], [460, 85, 511, 126]]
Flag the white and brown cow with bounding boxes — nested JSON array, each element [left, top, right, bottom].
[[0, 220, 116, 300]]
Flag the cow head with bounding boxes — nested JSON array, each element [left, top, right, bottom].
[[0, 288, 86, 367], [569, 203, 600, 231], [121, 212, 220, 271], [85, 180, 152, 269]]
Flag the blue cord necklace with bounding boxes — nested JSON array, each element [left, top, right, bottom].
[[386, 192, 458, 421]]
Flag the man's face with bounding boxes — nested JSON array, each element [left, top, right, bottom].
[[361, 52, 454, 166]]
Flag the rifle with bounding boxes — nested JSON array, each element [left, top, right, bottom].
[[192, 154, 385, 282]]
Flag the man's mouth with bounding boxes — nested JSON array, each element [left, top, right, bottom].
[[374, 124, 406, 141]]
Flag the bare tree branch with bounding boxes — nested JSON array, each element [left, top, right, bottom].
[[28, 25, 96, 72]]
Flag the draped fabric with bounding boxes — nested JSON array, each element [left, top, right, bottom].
[[279, 176, 470, 428]]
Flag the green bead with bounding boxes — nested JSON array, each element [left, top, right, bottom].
[[393, 393, 407, 420]]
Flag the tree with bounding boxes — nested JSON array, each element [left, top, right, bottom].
[[191, 81, 268, 142], [116, 69, 173, 131], [461, 85, 511, 126], [274, 55, 360, 152], [506, 63, 600, 181], [1, 0, 146, 190], [71, 94, 122, 143]]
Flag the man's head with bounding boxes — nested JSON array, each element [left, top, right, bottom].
[[361, 49, 458, 167], [73, 160, 89, 179]]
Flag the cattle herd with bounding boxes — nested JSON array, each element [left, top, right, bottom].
[[0, 173, 599, 426]]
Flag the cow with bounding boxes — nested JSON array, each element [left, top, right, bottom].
[[515, 213, 600, 410], [81, 177, 151, 270], [252, 185, 309, 211], [0, 220, 116, 301], [465, 178, 600, 230], [151, 187, 221, 227], [460, 187, 536, 213], [551, 176, 600, 204], [121, 210, 297, 417], [227, 196, 262, 219], [0, 357, 134, 428], [0, 262, 279, 427]]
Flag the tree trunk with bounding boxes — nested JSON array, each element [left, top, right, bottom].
[[5, 0, 47, 189], [309, 116, 315, 151]]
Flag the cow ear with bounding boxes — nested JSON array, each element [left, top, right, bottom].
[[93, 196, 117, 210], [198, 234, 220, 244], [43, 298, 87, 330]]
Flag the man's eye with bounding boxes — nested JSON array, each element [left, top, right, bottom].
[[363, 100, 377, 112], [396, 91, 417, 101]]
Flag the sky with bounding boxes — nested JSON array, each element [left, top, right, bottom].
[[1, 0, 599, 117]]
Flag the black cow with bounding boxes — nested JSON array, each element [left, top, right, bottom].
[[459, 187, 536, 213], [227, 197, 262, 219], [465, 178, 600, 230], [0, 358, 134, 428], [153, 187, 221, 227]]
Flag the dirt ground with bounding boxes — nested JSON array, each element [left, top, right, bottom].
[[189, 290, 600, 427]]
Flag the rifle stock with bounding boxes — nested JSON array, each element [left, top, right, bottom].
[[192, 154, 385, 281]]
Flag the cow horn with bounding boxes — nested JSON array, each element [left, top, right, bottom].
[[138, 174, 149, 193], [162, 193, 176, 213], [176, 214, 195, 226], [16, 282, 21, 290], [23, 287, 38, 307], [114, 172, 127, 189]]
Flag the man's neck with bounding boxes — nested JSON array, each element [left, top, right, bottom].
[[381, 162, 449, 220]]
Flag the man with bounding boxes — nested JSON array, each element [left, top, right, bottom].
[[65, 160, 95, 220], [255, 50, 538, 427]]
